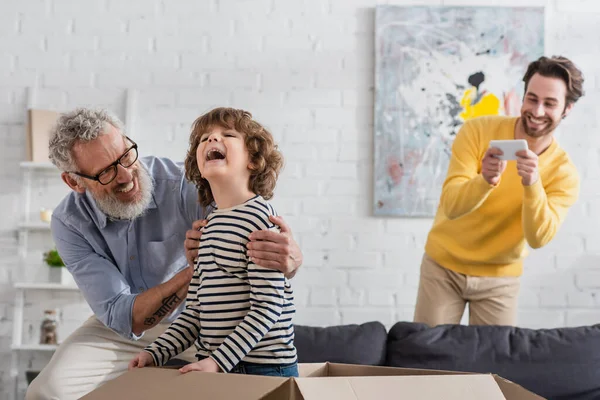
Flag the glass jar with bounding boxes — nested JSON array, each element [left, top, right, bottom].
[[40, 309, 58, 345]]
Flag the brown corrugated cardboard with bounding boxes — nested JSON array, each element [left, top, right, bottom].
[[302, 362, 462, 377], [295, 375, 506, 399], [83, 368, 287, 400], [25, 109, 60, 162], [83, 362, 544, 400], [299, 363, 544, 399], [493, 375, 546, 400]]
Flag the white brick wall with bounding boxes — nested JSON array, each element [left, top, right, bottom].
[[2, 0, 600, 397]]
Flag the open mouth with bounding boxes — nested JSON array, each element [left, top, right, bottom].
[[113, 178, 138, 200], [116, 181, 135, 193], [206, 148, 226, 161], [527, 115, 548, 128]]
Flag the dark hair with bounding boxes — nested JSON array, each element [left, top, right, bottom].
[[184, 107, 283, 207], [522, 56, 585, 106]]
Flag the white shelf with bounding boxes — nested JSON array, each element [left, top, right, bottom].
[[14, 282, 78, 291], [19, 161, 56, 170], [11, 344, 58, 351], [18, 222, 51, 230]]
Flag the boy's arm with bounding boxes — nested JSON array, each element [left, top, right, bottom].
[[440, 120, 496, 219], [522, 168, 579, 248], [143, 266, 202, 366], [210, 258, 285, 372]]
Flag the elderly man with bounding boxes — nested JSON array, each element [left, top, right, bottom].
[[25, 108, 302, 399]]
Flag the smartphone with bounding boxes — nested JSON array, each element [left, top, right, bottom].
[[488, 139, 528, 160]]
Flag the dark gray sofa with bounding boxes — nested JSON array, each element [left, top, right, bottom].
[[294, 321, 600, 400]]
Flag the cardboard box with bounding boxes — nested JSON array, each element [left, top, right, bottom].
[[83, 362, 544, 399], [25, 109, 60, 162]]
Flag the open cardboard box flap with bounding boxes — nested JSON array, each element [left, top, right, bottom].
[[82, 367, 286, 400], [83, 362, 544, 400]]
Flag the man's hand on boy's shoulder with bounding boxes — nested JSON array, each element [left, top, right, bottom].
[[247, 215, 303, 279], [184, 219, 208, 267]]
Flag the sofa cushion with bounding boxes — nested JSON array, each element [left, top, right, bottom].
[[386, 322, 600, 400], [294, 322, 387, 365]]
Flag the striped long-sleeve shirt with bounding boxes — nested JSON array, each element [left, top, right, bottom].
[[144, 195, 297, 372]]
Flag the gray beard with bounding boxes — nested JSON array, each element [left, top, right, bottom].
[[93, 164, 154, 220]]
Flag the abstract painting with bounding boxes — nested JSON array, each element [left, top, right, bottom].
[[374, 6, 544, 216]]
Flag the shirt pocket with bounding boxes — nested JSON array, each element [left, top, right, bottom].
[[147, 233, 187, 278]]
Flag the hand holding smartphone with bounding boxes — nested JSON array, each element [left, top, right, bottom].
[[488, 140, 528, 160]]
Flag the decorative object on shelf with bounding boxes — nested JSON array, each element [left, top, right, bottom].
[[39, 310, 58, 345], [39, 208, 53, 223], [26, 109, 60, 163], [44, 249, 76, 286], [43, 249, 64, 267]]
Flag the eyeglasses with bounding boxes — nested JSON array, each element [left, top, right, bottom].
[[71, 136, 138, 185]]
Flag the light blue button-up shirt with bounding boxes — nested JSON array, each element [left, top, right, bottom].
[[51, 156, 206, 339]]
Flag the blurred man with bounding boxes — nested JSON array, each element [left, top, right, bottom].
[[414, 56, 583, 326]]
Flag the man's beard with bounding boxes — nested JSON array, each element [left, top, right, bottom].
[[521, 113, 561, 138], [92, 164, 154, 220]]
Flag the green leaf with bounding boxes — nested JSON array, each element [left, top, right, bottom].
[[43, 249, 65, 267]]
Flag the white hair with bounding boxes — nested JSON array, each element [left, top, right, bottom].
[[48, 108, 125, 172]]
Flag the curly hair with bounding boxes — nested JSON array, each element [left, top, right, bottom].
[[48, 108, 126, 172], [523, 55, 585, 107], [184, 107, 284, 207]]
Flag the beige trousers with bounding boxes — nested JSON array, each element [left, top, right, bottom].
[[413, 254, 521, 327], [25, 316, 197, 400]]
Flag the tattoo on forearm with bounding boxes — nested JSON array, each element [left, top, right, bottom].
[[143, 293, 181, 326]]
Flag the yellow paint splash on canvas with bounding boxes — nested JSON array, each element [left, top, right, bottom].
[[459, 87, 501, 121]]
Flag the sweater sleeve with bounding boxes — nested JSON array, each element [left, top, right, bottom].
[[440, 120, 496, 220], [522, 166, 579, 249], [209, 261, 286, 372]]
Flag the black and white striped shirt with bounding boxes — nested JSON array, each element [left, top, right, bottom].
[[144, 195, 297, 372]]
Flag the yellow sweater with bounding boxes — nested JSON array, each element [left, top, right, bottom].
[[425, 116, 579, 277]]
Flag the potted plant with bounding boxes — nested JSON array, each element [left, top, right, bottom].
[[43, 249, 64, 267], [43, 249, 75, 286]]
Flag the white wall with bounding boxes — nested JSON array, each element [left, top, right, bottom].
[[2, 0, 600, 397]]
